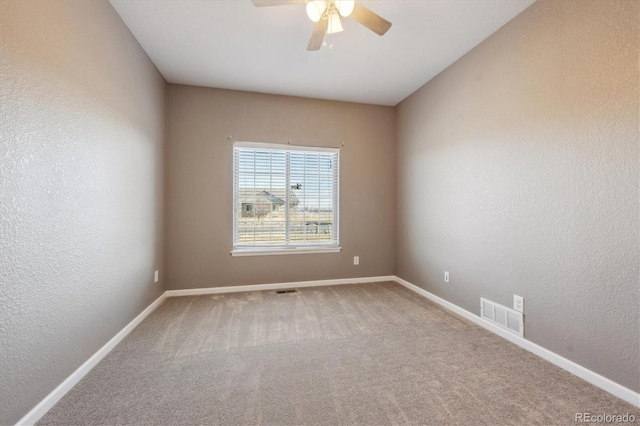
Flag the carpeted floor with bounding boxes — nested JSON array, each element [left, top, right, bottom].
[[38, 282, 638, 425]]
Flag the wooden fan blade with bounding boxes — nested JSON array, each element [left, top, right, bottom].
[[307, 19, 327, 51], [350, 3, 392, 36], [251, 0, 303, 6]]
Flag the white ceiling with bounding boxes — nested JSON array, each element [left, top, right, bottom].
[[110, 0, 535, 106]]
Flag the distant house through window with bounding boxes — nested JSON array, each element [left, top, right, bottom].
[[232, 142, 340, 255]]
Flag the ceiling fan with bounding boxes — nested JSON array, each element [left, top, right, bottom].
[[251, 0, 392, 51]]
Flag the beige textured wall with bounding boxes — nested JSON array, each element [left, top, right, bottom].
[[166, 85, 395, 289], [0, 1, 166, 423], [396, 0, 639, 392]]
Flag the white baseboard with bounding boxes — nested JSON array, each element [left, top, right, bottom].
[[393, 275, 640, 408], [164, 275, 396, 297], [15, 292, 168, 426]]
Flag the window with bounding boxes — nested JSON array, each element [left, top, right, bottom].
[[232, 142, 340, 255]]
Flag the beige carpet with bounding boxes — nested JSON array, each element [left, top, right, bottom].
[[38, 282, 638, 425]]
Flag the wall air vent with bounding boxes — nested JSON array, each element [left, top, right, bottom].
[[480, 298, 524, 337]]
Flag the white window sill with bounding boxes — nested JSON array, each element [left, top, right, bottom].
[[231, 247, 342, 257]]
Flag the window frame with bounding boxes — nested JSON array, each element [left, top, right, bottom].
[[231, 141, 341, 257]]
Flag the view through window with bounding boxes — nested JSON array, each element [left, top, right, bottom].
[[233, 142, 339, 251]]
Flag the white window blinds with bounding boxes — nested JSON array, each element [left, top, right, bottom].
[[233, 142, 339, 251]]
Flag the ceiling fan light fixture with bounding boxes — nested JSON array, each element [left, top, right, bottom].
[[335, 0, 355, 17], [306, 0, 326, 22], [252, 0, 391, 51], [326, 11, 343, 34]]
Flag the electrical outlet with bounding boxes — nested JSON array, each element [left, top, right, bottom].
[[444, 271, 449, 283], [353, 256, 359, 265], [513, 295, 524, 313], [154, 270, 159, 283]]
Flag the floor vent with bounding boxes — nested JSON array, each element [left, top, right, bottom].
[[480, 298, 524, 337], [275, 289, 298, 294]]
